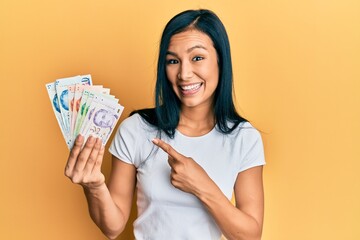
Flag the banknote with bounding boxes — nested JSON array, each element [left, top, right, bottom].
[[68, 84, 77, 134], [55, 75, 92, 139], [79, 93, 118, 138], [80, 99, 124, 146], [73, 87, 111, 138], [45, 74, 123, 149], [45, 82, 72, 148], [68, 74, 94, 127]]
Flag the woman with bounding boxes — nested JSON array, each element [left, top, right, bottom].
[[65, 9, 265, 240]]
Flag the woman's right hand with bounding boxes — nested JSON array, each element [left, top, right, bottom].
[[65, 135, 106, 190]]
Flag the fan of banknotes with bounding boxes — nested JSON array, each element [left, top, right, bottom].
[[45, 74, 124, 149]]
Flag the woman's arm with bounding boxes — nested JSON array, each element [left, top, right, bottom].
[[197, 166, 264, 240], [65, 136, 136, 240]]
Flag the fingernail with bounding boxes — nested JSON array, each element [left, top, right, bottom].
[[88, 136, 95, 143], [152, 138, 159, 144]]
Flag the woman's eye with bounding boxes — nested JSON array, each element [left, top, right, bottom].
[[192, 56, 204, 61], [166, 59, 178, 64]]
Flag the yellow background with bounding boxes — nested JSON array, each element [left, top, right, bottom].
[[1, 0, 359, 239]]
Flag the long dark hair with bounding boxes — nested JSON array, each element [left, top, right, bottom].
[[132, 9, 247, 138]]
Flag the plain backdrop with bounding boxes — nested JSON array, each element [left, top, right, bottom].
[[0, 0, 359, 239]]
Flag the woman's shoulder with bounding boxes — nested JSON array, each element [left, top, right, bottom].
[[227, 121, 262, 140], [110, 110, 159, 166], [121, 112, 156, 131], [238, 121, 257, 130], [119, 108, 159, 136]]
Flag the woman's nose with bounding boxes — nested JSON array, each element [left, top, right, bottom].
[[178, 61, 194, 81]]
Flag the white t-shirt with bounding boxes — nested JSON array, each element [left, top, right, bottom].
[[109, 113, 265, 240]]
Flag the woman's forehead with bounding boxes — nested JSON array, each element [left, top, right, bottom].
[[168, 29, 214, 50]]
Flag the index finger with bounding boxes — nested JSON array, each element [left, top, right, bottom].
[[152, 138, 184, 161]]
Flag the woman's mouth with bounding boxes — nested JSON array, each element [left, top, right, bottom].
[[179, 83, 203, 95]]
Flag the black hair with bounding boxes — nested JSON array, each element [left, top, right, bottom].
[[132, 9, 247, 138]]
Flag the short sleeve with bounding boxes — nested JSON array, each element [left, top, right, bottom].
[[238, 127, 266, 172], [109, 115, 139, 166]]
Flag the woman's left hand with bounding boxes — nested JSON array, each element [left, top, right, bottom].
[[152, 138, 212, 196]]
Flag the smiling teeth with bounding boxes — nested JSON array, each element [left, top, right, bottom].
[[181, 83, 201, 91]]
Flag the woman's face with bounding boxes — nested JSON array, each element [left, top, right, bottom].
[[166, 29, 219, 109]]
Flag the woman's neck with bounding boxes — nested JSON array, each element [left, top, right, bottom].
[[177, 105, 215, 137]]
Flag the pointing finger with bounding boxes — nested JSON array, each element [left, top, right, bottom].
[[152, 138, 184, 161]]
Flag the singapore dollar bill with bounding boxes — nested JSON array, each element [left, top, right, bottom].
[[45, 74, 123, 149]]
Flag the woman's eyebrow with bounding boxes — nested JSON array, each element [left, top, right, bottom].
[[166, 50, 178, 57], [166, 45, 208, 56], [187, 45, 207, 53]]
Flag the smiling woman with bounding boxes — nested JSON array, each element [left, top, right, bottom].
[[65, 9, 265, 240], [165, 29, 219, 110]]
